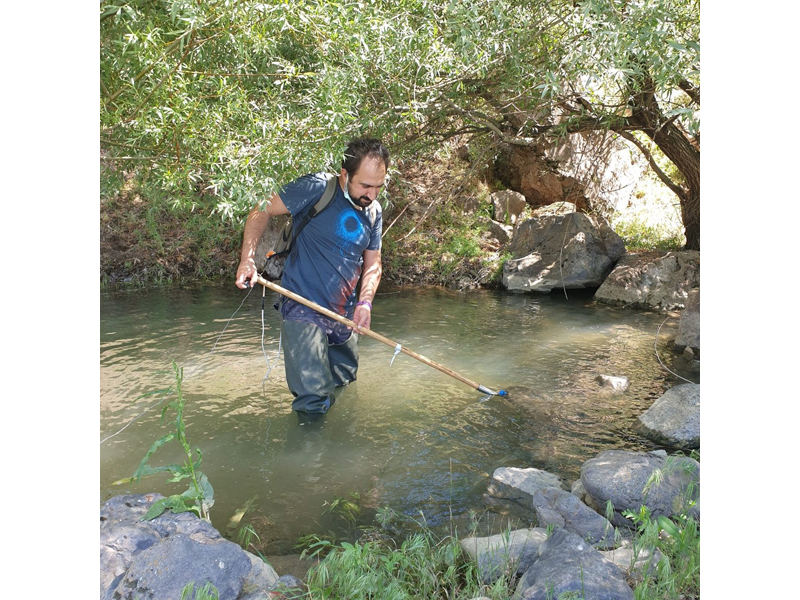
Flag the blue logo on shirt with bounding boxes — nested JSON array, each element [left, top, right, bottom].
[[334, 208, 364, 255]]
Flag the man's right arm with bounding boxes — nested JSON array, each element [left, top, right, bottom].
[[235, 192, 290, 289]]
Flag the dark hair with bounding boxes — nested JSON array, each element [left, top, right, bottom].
[[341, 138, 390, 177]]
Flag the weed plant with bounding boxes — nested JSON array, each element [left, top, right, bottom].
[[124, 362, 215, 521]]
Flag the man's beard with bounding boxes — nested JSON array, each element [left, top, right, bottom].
[[347, 184, 373, 208]]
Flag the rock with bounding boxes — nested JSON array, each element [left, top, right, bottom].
[[595, 251, 700, 310], [503, 211, 625, 292], [491, 190, 528, 225], [531, 487, 617, 549], [596, 374, 630, 392], [263, 575, 307, 599], [580, 450, 700, 528], [531, 202, 578, 217], [599, 540, 662, 585], [570, 479, 587, 502], [513, 528, 634, 600], [101, 494, 279, 600], [488, 467, 564, 507], [543, 131, 649, 214], [108, 533, 253, 600], [460, 528, 548, 584], [637, 384, 700, 450], [675, 288, 700, 351], [478, 216, 514, 245]]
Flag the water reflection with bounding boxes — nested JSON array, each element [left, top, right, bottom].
[[100, 283, 696, 551]]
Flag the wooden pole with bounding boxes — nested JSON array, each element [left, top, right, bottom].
[[254, 276, 505, 396]]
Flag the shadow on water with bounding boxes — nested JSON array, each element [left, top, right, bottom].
[[100, 283, 697, 552]]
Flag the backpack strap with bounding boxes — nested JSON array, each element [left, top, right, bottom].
[[286, 173, 338, 257]]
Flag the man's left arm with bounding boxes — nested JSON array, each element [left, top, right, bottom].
[[353, 249, 382, 332]]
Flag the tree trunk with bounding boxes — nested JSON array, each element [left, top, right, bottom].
[[629, 77, 701, 250]]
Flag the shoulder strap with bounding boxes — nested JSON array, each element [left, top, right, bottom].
[[307, 173, 338, 218], [286, 173, 338, 256]]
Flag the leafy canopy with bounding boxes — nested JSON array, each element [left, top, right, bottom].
[[101, 0, 698, 218]]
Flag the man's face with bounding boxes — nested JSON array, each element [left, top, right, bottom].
[[343, 158, 387, 208]]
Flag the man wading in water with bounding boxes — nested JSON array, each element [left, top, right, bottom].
[[236, 138, 389, 417]]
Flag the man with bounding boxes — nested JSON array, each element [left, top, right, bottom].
[[235, 138, 389, 415]]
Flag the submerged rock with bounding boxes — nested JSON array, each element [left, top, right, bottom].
[[596, 374, 630, 392], [488, 467, 564, 507]]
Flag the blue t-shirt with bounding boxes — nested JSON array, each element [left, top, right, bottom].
[[278, 173, 382, 317]]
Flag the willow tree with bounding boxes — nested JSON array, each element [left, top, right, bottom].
[[101, 0, 699, 247]]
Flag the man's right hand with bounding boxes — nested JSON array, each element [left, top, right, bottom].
[[236, 259, 258, 289]]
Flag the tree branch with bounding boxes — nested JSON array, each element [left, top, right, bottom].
[[616, 130, 685, 200], [678, 79, 700, 106]]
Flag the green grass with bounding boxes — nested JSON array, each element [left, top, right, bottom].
[[612, 215, 686, 253]]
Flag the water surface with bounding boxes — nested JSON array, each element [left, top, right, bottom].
[[100, 283, 696, 552]]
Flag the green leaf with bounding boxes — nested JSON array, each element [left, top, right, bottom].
[[657, 515, 681, 537], [132, 433, 175, 481], [141, 494, 195, 521]]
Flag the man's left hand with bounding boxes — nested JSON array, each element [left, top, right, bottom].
[[353, 303, 372, 333]]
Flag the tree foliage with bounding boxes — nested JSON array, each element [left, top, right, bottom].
[[101, 0, 699, 246]]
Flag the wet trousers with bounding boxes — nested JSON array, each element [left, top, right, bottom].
[[281, 318, 359, 414]]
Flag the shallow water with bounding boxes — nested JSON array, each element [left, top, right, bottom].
[[100, 283, 697, 552]]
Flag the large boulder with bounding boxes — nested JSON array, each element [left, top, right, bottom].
[[580, 450, 700, 528], [100, 494, 279, 600], [513, 528, 634, 600], [502, 209, 625, 292], [531, 487, 617, 549], [460, 528, 548, 584], [637, 384, 700, 450], [594, 251, 700, 310], [675, 288, 700, 351]]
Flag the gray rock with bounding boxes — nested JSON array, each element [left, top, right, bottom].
[[262, 575, 307, 599], [488, 467, 564, 507], [514, 528, 634, 600], [503, 212, 625, 292], [570, 479, 587, 501], [478, 216, 514, 244], [596, 374, 630, 392], [460, 528, 548, 584], [108, 532, 252, 600], [637, 384, 700, 450], [491, 190, 528, 225], [675, 288, 700, 351], [595, 251, 700, 310], [580, 450, 700, 528], [100, 494, 279, 600], [599, 541, 662, 584], [531, 487, 617, 549]]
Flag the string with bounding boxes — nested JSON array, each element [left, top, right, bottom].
[[654, 315, 698, 385]]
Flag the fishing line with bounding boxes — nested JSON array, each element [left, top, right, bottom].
[[654, 315, 698, 385], [100, 280, 279, 445]]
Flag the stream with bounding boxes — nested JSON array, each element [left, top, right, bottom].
[[100, 283, 697, 553]]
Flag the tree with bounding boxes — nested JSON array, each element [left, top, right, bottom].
[[101, 0, 700, 248]]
